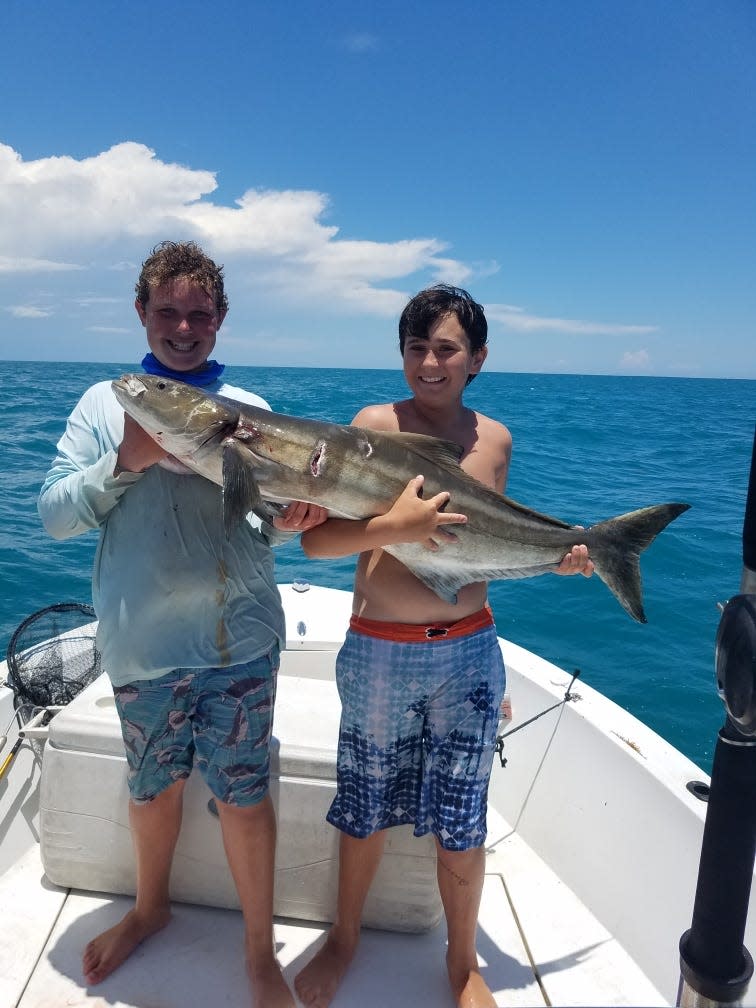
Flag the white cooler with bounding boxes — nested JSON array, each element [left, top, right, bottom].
[[40, 612, 443, 932]]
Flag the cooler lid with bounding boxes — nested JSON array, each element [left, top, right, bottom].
[[47, 672, 124, 756], [46, 669, 342, 781]]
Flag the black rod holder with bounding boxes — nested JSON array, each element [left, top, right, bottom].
[[678, 426, 756, 1007]]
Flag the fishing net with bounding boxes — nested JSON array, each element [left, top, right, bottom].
[[5, 602, 102, 711]]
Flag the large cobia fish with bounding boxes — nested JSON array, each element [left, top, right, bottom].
[[112, 374, 689, 623]]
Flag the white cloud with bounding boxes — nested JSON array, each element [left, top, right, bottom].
[[0, 142, 215, 252], [343, 33, 379, 53], [485, 303, 657, 336], [6, 305, 52, 318], [107, 261, 139, 272], [0, 142, 659, 341], [0, 141, 468, 316], [620, 349, 651, 370], [0, 255, 82, 273], [75, 296, 124, 307]]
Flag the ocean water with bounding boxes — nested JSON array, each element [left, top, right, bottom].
[[1, 360, 754, 773]]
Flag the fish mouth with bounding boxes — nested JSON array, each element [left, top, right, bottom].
[[112, 375, 147, 399]]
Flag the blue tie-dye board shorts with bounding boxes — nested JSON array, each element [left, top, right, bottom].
[[112, 645, 279, 807], [326, 620, 506, 851]]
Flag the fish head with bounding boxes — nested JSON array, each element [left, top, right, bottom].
[[112, 374, 238, 457]]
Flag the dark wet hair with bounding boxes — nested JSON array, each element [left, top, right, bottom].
[[398, 284, 487, 384], [399, 284, 487, 352], [135, 241, 228, 314]]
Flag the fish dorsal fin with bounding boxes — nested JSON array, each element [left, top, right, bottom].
[[376, 430, 575, 530], [378, 431, 465, 468]]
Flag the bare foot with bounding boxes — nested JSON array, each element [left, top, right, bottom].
[[456, 968, 498, 1008], [82, 906, 171, 985], [247, 957, 295, 1008], [294, 930, 358, 1008]]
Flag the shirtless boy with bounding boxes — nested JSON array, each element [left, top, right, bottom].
[[294, 284, 593, 1008]]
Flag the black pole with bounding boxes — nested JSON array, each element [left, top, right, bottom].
[[679, 425, 756, 1006]]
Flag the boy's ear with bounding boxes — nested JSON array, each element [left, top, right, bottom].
[[134, 298, 147, 326], [470, 345, 488, 374]]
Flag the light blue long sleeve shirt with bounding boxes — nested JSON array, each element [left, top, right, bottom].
[[38, 378, 289, 687]]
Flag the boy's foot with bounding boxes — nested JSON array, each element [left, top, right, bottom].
[[247, 957, 295, 1008], [294, 930, 358, 1008], [82, 906, 171, 985], [456, 968, 498, 1008]]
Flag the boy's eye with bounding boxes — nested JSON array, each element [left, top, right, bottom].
[[408, 343, 458, 354], [155, 308, 213, 323]]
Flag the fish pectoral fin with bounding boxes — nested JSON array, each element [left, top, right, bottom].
[[222, 438, 263, 536]]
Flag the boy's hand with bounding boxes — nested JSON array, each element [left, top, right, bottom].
[[115, 413, 168, 474], [273, 500, 329, 533], [388, 475, 467, 551], [555, 543, 594, 578]]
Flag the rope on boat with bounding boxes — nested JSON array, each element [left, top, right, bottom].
[[494, 669, 581, 768]]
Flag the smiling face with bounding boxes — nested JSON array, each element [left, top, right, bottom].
[[402, 313, 487, 403], [135, 276, 226, 373]]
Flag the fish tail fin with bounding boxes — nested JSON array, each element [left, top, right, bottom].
[[588, 502, 690, 623]]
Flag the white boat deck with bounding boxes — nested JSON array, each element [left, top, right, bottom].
[[2, 805, 664, 1008], [3, 585, 720, 1007]]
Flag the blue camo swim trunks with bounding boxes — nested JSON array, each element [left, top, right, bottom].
[[326, 612, 506, 851], [112, 645, 279, 807]]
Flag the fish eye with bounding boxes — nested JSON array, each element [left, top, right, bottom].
[[157, 381, 166, 390]]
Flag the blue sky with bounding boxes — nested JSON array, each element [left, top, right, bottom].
[[1, 0, 754, 378]]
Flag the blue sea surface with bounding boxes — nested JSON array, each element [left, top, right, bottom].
[[1, 360, 753, 772]]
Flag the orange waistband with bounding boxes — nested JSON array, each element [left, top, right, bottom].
[[349, 606, 494, 643]]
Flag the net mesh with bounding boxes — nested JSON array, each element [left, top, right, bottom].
[[5, 602, 102, 710]]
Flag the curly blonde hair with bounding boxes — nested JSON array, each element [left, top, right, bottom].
[[135, 241, 228, 314]]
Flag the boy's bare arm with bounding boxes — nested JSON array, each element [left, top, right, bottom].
[[301, 475, 466, 559]]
